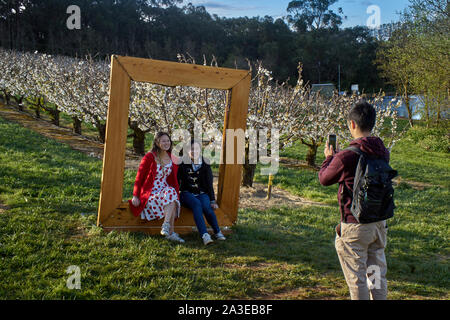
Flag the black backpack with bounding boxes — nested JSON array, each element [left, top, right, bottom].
[[346, 147, 398, 224]]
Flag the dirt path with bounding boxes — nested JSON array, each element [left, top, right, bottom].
[[237, 183, 330, 211], [0, 103, 141, 168], [253, 286, 343, 300]]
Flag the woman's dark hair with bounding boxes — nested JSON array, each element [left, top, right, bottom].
[[151, 132, 172, 154], [348, 100, 377, 132]]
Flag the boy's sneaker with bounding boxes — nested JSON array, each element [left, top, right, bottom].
[[202, 233, 213, 245], [160, 222, 170, 236], [166, 232, 185, 243], [214, 232, 226, 241]]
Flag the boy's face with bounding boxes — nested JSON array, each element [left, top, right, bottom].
[[188, 143, 201, 162]]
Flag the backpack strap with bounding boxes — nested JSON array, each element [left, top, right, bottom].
[[345, 146, 365, 157]]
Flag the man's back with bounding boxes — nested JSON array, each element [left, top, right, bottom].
[[319, 136, 390, 223]]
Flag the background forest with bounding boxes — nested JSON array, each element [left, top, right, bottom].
[[0, 0, 400, 92]]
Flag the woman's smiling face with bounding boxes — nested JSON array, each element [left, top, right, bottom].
[[158, 134, 171, 151]]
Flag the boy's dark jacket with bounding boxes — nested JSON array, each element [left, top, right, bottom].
[[177, 157, 215, 202], [319, 137, 390, 224]]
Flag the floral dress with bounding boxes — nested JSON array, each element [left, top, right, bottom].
[[141, 161, 180, 221]]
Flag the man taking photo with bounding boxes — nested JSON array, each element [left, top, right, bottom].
[[319, 100, 396, 300]]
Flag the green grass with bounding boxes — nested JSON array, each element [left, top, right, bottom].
[[0, 115, 448, 299], [390, 127, 450, 188]]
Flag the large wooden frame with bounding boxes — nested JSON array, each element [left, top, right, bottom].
[[97, 55, 251, 234]]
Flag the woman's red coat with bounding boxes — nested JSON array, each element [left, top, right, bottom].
[[128, 151, 180, 217]]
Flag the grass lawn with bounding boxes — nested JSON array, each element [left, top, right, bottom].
[[0, 115, 448, 299]]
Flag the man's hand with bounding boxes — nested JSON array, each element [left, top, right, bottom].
[[324, 142, 335, 158], [132, 196, 140, 207]]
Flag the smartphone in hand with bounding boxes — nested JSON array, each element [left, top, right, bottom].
[[328, 134, 337, 152]]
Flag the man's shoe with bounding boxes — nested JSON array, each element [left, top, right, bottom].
[[202, 233, 213, 245], [215, 231, 226, 241]]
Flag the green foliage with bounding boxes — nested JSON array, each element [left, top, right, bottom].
[[376, 0, 449, 125], [296, 27, 383, 91], [287, 0, 344, 31], [405, 126, 450, 153]]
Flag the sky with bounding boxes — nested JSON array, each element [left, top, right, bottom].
[[186, 0, 411, 28]]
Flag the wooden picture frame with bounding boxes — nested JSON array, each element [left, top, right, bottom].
[[97, 55, 251, 234]]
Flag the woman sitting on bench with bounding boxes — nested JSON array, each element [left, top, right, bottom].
[[177, 139, 226, 245], [129, 131, 184, 243]]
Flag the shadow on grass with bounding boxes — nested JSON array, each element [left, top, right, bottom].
[[176, 205, 448, 293], [219, 223, 340, 271], [142, 206, 344, 278]]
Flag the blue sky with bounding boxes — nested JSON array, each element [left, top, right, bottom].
[[186, 0, 411, 27]]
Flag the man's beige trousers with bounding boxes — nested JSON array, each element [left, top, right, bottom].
[[335, 220, 388, 300]]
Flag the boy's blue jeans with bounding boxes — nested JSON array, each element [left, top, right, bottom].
[[180, 192, 220, 236]]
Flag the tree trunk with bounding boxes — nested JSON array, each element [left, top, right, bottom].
[[2, 89, 10, 105], [96, 121, 106, 143], [72, 117, 82, 135], [44, 103, 60, 126], [403, 87, 413, 127], [128, 120, 146, 155], [51, 109, 60, 126], [424, 95, 430, 128], [436, 97, 441, 125], [39, 99, 60, 126], [437, 108, 441, 125], [242, 163, 256, 187], [242, 163, 257, 187], [34, 100, 41, 119], [305, 143, 318, 167], [29, 97, 42, 119], [132, 127, 146, 155], [13, 95, 24, 111], [241, 140, 256, 187]]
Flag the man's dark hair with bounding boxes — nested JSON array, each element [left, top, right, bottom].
[[348, 100, 377, 132]]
